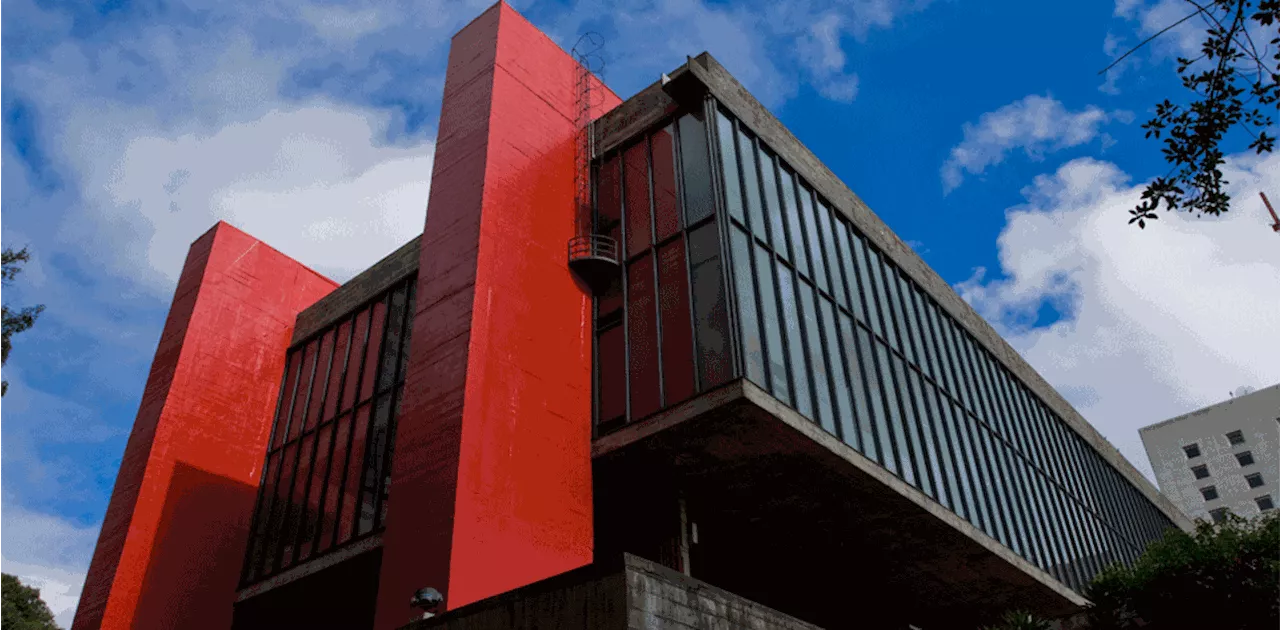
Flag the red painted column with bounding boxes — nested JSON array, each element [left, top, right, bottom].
[[373, 3, 620, 627], [72, 222, 337, 630]]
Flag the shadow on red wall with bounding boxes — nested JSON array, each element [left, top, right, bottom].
[[132, 462, 257, 629]]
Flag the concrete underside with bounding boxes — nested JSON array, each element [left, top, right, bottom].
[[592, 381, 1084, 629]]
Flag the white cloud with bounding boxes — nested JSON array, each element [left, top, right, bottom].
[[1, 505, 100, 628], [958, 152, 1280, 481], [797, 12, 861, 103], [941, 95, 1124, 193]]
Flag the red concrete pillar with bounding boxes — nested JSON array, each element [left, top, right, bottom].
[[72, 222, 337, 630], [372, 3, 620, 627]]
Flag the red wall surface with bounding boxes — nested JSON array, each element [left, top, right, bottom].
[[73, 222, 337, 630], [372, 2, 620, 627]]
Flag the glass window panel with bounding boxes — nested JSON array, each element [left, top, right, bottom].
[[833, 222, 863, 319], [860, 328, 892, 470], [778, 167, 809, 277], [911, 289, 938, 382], [678, 111, 715, 224], [688, 220, 733, 388], [894, 273, 922, 367], [322, 321, 352, 423], [940, 398, 977, 525], [878, 349, 913, 484], [839, 315, 873, 454], [890, 355, 923, 491], [715, 110, 744, 224], [956, 405, 996, 538], [244, 452, 280, 582], [759, 149, 788, 258], [598, 326, 626, 423], [737, 130, 768, 243], [658, 241, 695, 406], [359, 399, 393, 536], [799, 280, 835, 433], [924, 385, 960, 514], [280, 434, 316, 568], [342, 309, 371, 413], [624, 141, 653, 257], [652, 126, 682, 241], [627, 253, 661, 419], [909, 370, 944, 504], [798, 185, 830, 293], [272, 352, 303, 449], [776, 264, 812, 419], [359, 301, 388, 404], [262, 443, 297, 575], [337, 406, 370, 545], [730, 227, 765, 387], [820, 298, 855, 443], [289, 342, 319, 442], [850, 235, 879, 334], [598, 154, 622, 232], [942, 319, 973, 412], [754, 245, 789, 403], [318, 412, 352, 552], [867, 251, 899, 350], [377, 287, 408, 394], [815, 200, 844, 308], [298, 423, 334, 562], [979, 427, 1020, 555], [396, 284, 415, 385]]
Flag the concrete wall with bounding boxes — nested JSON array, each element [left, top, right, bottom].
[[1140, 384, 1280, 521]]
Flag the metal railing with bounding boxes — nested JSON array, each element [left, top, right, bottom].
[[567, 234, 620, 264]]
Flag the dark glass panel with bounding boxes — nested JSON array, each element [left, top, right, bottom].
[[243, 452, 280, 582], [627, 253, 661, 418], [820, 298, 854, 444], [778, 167, 809, 275], [776, 264, 813, 418], [280, 434, 316, 568], [305, 330, 335, 433], [598, 273, 623, 319], [598, 155, 622, 231], [377, 287, 408, 393], [359, 398, 392, 536], [624, 140, 653, 257], [834, 223, 865, 320], [289, 342, 318, 442], [798, 185, 829, 292], [652, 126, 682, 241], [598, 326, 626, 423], [754, 245, 789, 403], [359, 300, 388, 403], [839, 314, 873, 453], [738, 129, 769, 243], [814, 200, 843, 306], [322, 320, 352, 423], [688, 220, 732, 388], [859, 328, 892, 470], [272, 352, 302, 449], [678, 111, 715, 224], [715, 110, 745, 224], [799, 280, 834, 433], [887, 354, 919, 488], [262, 443, 297, 575], [759, 149, 788, 259], [299, 424, 333, 562], [908, 370, 942, 501], [337, 406, 370, 545], [731, 227, 765, 386], [318, 413, 351, 553], [658, 241, 695, 405], [342, 308, 371, 413], [852, 237, 882, 338], [894, 272, 920, 366]]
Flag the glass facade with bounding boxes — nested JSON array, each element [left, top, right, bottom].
[[593, 98, 1177, 595], [593, 111, 733, 433], [241, 277, 415, 585]]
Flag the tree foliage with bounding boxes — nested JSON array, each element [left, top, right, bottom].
[[1084, 511, 1280, 629], [979, 609, 1051, 630], [1, 574, 59, 630], [2, 246, 45, 396], [1116, 0, 1280, 228]]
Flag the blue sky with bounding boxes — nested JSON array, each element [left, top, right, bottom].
[[3, 0, 1279, 624]]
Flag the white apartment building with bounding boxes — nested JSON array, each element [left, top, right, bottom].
[[1140, 384, 1280, 523]]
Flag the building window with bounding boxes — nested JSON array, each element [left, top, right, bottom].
[[241, 277, 416, 586], [1257, 495, 1275, 511], [1246, 472, 1265, 488], [1183, 443, 1201, 459], [1226, 429, 1245, 446], [1209, 507, 1229, 523], [1201, 485, 1219, 501], [1191, 464, 1210, 480], [1236, 451, 1255, 467]]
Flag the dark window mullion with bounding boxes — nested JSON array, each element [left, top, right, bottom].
[[272, 344, 322, 573], [240, 349, 302, 585], [372, 280, 416, 530], [326, 305, 376, 551], [289, 326, 345, 564], [352, 293, 395, 539]]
